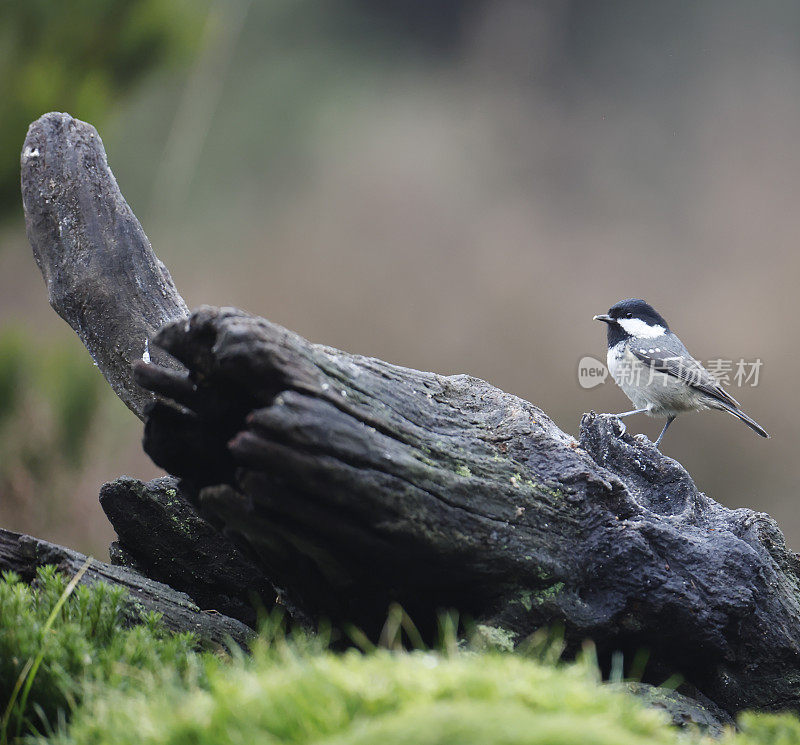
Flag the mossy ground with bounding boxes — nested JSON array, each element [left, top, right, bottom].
[[0, 568, 198, 743], [1, 568, 799, 744]]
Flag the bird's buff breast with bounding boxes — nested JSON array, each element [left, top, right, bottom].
[[607, 343, 707, 415]]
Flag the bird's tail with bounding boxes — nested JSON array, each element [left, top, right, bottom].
[[718, 404, 770, 438]]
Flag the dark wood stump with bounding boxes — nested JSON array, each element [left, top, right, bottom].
[[19, 112, 800, 719]]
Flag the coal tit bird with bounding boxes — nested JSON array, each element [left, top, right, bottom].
[[593, 298, 769, 447]]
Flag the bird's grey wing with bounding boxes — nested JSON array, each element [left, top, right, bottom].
[[630, 338, 741, 409]]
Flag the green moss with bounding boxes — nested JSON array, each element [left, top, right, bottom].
[[508, 474, 542, 494], [55, 643, 682, 745], [0, 567, 198, 741], [168, 513, 196, 538], [473, 625, 518, 652], [6, 568, 800, 745], [731, 711, 800, 744], [517, 582, 565, 612], [535, 582, 565, 603], [455, 465, 472, 478]]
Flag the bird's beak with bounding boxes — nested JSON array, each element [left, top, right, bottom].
[[593, 314, 613, 324]]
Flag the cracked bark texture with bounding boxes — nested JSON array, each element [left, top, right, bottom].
[[133, 306, 800, 717]]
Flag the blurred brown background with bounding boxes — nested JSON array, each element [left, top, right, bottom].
[[0, 0, 795, 556]]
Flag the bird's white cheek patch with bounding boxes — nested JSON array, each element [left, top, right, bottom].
[[618, 318, 666, 339]]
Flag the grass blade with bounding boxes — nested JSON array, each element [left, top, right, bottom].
[[0, 557, 93, 742]]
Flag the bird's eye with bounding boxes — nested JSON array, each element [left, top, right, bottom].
[[625, 312, 633, 319]]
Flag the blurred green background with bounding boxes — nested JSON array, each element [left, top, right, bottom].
[[0, 0, 796, 556]]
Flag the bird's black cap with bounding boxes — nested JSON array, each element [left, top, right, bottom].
[[594, 299, 669, 346], [606, 298, 669, 328]]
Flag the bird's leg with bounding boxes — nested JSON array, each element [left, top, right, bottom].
[[654, 416, 676, 448], [615, 409, 649, 418]]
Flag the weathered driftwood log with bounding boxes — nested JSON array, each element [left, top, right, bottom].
[[21, 112, 188, 419], [19, 112, 800, 719], [133, 307, 800, 716], [0, 528, 253, 648], [20, 113, 261, 642]]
